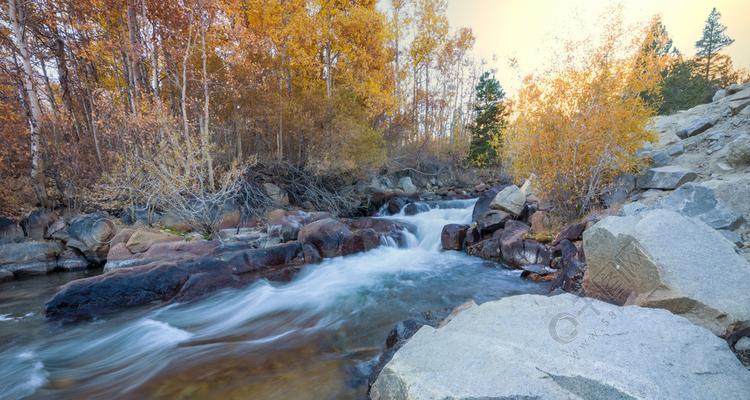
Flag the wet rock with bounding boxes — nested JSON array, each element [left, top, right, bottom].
[[636, 165, 697, 190], [341, 228, 380, 255], [402, 202, 429, 216], [476, 210, 510, 235], [489, 185, 525, 217], [583, 209, 750, 336], [387, 197, 410, 215], [49, 212, 116, 263], [440, 224, 468, 251], [47, 242, 304, 319], [21, 209, 58, 240], [125, 229, 182, 254], [549, 239, 585, 293], [302, 243, 322, 264], [676, 116, 716, 139], [520, 264, 557, 281], [298, 218, 353, 258], [369, 293, 750, 400]]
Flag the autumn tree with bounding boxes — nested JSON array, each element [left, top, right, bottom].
[[695, 7, 734, 81], [468, 72, 505, 167], [505, 13, 662, 219]]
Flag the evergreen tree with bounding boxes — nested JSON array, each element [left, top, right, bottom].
[[469, 72, 505, 166], [658, 59, 713, 115], [695, 7, 734, 81]]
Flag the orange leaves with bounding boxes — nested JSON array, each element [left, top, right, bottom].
[[505, 13, 661, 219]]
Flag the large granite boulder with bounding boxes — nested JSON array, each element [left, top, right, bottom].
[[727, 134, 750, 167], [489, 185, 525, 217], [105, 239, 222, 271], [636, 166, 697, 190], [371, 294, 750, 400], [656, 183, 744, 230], [49, 212, 117, 263], [583, 209, 750, 336]]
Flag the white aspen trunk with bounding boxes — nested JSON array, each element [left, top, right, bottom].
[[9, 0, 48, 207], [200, 22, 214, 189], [181, 27, 194, 175]]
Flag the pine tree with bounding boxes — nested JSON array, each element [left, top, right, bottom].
[[695, 7, 734, 81], [468, 72, 505, 167]]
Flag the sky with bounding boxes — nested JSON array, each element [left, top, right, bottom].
[[445, 0, 750, 94]]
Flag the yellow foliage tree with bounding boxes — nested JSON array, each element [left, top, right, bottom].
[[505, 13, 665, 219]]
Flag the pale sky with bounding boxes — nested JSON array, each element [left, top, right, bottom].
[[445, 0, 750, 93]]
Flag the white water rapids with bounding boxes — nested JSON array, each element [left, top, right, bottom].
[[0, 199, 544, 399]]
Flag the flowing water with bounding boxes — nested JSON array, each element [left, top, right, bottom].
[[0, 200, 545, 399]]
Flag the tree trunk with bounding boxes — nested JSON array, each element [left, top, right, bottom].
[[200, 23, 215, 189], [181, 27, 194, 175], [8, 0, 49, 207]]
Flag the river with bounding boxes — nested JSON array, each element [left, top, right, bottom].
[[0, 200, 544, 399]]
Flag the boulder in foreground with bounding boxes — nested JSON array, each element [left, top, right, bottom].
[[370, 293, 750, 400], [583, 209, 750, 336]]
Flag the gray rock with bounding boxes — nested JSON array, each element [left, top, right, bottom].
[[649, 149, 672, 166], [727, 134, 750, 167], [602, 174, 636, 207], [263, 183, 289, 206], [583, 209, 750, 336], [713, 89, 727, 102], [621, 201, 649, 216], [676, 116, 717, 139], [719, 230, 743, 247], [476, 210, 510, 234], [370, 293, 750, 400], [736, 337, 750, 352], [700, 177, 750, 224], [398, 177, 417, 194], [0, 217, 23, 243], [729, 97, 750, 115], [20, 209, 58, 240], [0, 268, 12, 282], [489, 185, 525, 217], [727, 83, 746, 95], [50, 212, 116, 263], [636, 166, 697, 190], [0, 241, 65, 277], [666, 143, 684, 157], [657, 183, 743, 230]]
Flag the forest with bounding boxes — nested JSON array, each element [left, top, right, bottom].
[[0, 0, 747, 222]]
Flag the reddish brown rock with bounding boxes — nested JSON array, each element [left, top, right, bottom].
[[441, 224, 469, 251], [552, 222, 586, 246]]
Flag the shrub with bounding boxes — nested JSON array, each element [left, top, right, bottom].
[[505, 13, 662, 220]]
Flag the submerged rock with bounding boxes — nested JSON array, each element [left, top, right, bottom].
[[370, 294, 750, 400], [583, 209, 750, 336]]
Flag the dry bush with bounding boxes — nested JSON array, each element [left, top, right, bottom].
[[505, 12, 663, 220]]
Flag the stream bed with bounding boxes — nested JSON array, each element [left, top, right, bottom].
[[0, 200, 545, 399]]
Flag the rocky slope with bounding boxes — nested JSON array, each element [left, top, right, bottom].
[[371, 83, 750, 398]]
